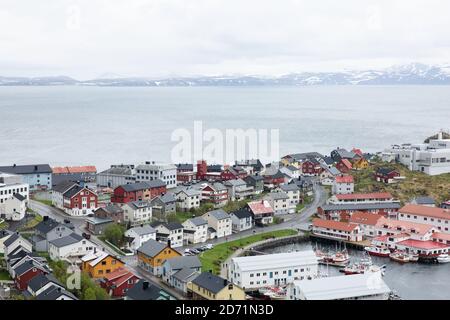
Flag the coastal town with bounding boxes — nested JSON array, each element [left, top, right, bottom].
[[0, 131, 449, 301]]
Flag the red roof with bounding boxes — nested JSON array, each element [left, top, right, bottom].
[[103, 267, 137, 287], [312, 218, 358, 232], [376, 217, 435, 236], [52, 166, 97, 174], [340, 159, 353, 169], [247, 200, 274, 215], [335, 175, 354, 184], [432, 232, 450, 242], [397, 239, 450, 250], [336, 192, 393, 201], [349, 212, 384, 226], [399, 204, 450, 220], [352, 148, 364, 157]]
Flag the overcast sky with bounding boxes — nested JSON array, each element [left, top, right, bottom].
[[1, 0, 449, 79]]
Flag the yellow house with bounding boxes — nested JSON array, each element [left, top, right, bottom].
[[81, 250, 124, 278], [187, 272, 246, 300], [352, 157, 369, 170], [137, 239, 181, 276]]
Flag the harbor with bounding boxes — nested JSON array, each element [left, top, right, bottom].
[[264, 241, 450, 300]]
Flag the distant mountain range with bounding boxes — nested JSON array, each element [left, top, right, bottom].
[[2, 63, 450, 86]]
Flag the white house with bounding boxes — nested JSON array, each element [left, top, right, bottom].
[[154, 222, 184, 248], [0, 193, 27, 221], [124, 225, 157, 252], [287, 272, 390, 300], [27, 274, 64, 297], [202, 209, 232, 238], [319, 166, 340, 186], [175, 189, 201, 212], [224, 179, 254, 201], [2, 232, 32, 257], [332, 175, 354, 195], [122, 200, 153, 227], [0, 230, 12, 254], [397, 204, 450, 234], [227, 250, 319, 290], [267, 191, 291, 215], [162, 255, 202, 287], [48, 233, 96, 261], [230, 209, 253, 232], [278, 184, 301, 209], [182, 217, 208, 244], [280, 165, 300, 180], [136, 162, 177, 189]]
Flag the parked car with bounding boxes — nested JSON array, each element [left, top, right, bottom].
[[204, 244, 213, 250], [190, 248, 200, 255], [82, 232, 91, 240]]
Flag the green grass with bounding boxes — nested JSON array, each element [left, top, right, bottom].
[[0, 221, 8, 231], [171, 211, 196, 223], [353, 161, 450, 204], [18, 214, 43, 231], [199, 229, 298, 274], [0, 270, 11, 281], [35, 199, 53, 206]]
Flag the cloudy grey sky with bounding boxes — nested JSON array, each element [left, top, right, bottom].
[[1, 0, 449, 79]]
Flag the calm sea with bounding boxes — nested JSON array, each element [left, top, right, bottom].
[[1, 85, 450, 170]]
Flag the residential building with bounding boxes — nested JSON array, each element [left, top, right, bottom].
[[200, 182, 228, 208], [397, 204, 450, 234], [27, 274, 64, 297], [151, 192, 177, 217], [328, 192, 396, 205], [411, 196, 436, 207], [3, 233, 32, 257], [0, 230, 12, 254], [246, 200, 274, 225], [100, 267, 140, 297], [122, 200, 153, 227], [352, 157, 369, 170], [52, 181, 98, 216], [262, 170, 286, 189], [171, 268, 200, 295], [383, 131, 450, 175], [0, 193, 26, 221], [162, 255, 202, 287], [187, 272, 246, 300], [93, 203, 124, 223], [330, 149, 356, 163], [182, 217, 208, 244], [312, 218, 363, 242], [0, 164, 52, 190], [36, 285, 77, 300], [234, 159, 264, 175], [224, 178, 254, 201], [175, 188, 201, 211], [31, 216, 74, 251], [336, 159, 353, 173], [230, 208, 253, 232], [125, 280, 173, 300], [111, 180, 166, 204], [318, 202, 402, 221], [278, 183, 301, 208], [332, 175, 354, 195], [287, 272, 390, 300], [52, 166, 97, 188], [48, 233, 95, 261], [227, 250, 319, 290], [97, 165, 136, 189], [202, 209, 232, 238], [374, 168, 401, 184], [302, 159, 323, 176], [280, 165, 300, 180], [0, 172, 29, 221], [81, 250, 125, 278], [14, 260, 49, 290], [153, 222, 184, 248], [267, 190, 290, 215], [243, 175, 264, 194], [85, 217, 114, 235], [124, 224, 157, 252], [136, 162, 177, 189], [319, 166, 340, 186], [137, 239, 181, 276], [281, 152, 323, 168]]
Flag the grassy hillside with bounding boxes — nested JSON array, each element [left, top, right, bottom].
[[353, 161, 450, 204]]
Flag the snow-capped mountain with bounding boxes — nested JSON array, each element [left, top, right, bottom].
[[1, 63, 450, 86]]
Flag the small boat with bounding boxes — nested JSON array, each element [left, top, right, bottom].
[[409, 253, 419, 262], [437, 253, 450, 263], [389, 251, 410, 263], [364, 245, 391, 257], [259, 286, 286, 300]]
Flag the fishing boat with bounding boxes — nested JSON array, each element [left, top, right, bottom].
[[389, 250, 410, 263], [437, 253, 450, 263], [364, 245, 391, 257], [259, 286, 286, 300], [409, 253, 419, 262]]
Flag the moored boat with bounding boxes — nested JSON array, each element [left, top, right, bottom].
[[389, 251, 410, 263], [364, 245, 391, 257], [437, 253, 450, 263]]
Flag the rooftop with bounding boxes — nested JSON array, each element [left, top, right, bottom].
[[313, 218, 358, 232], [399, 204, 450, 220], [335, 192, 393, 201]]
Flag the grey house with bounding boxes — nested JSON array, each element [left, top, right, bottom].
[[31, 216, 74, 252], [151, 192, 177, 217], [244, 175, 264, 194], [162, 255, 202, 289]]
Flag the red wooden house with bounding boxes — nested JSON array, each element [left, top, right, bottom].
[[375, 168, 401, 184], [263, 170, 286, 189], [14, 260, 48, 291], [111, 181, 166, 204], [336, 159, 353, 173], [302, 159, 323, 176], [52, 181, 98, 216], [100, 267, 140, 297]]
